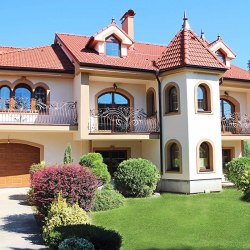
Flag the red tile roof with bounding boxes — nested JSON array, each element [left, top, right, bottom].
[[0, 44, 74, 73], [156, 28, 227, 71], [0, 46, 21, 54], [222, 65, 250, 81], [56, 33, 165, 71]]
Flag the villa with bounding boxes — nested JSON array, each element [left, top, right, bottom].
[[0, 10, 249, 193]]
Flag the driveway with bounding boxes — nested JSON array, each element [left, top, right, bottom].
[[0, 188, 46, 250]]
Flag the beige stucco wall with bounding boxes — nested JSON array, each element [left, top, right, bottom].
[[160, 70, 223, 189], [0, 75, 74, 102], [89, 81, 147, 111], [0, 132, 82, 165], [222, 140, 242, 158], [141, 140, 160, 170]]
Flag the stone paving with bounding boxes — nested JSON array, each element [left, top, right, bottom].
[[0, 188, 46, 250]]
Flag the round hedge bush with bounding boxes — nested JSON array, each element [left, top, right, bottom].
[[79, 153, 111, 185], [31, 163, 98, 219], [58, 237, 94, 250], [93, 185, 125, 211], [114, 158, 160, 197]]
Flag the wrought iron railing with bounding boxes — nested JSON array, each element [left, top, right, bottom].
[[89, 107, 160, 133], [221, 112, 250, 134], [0, 98, 77, 125]]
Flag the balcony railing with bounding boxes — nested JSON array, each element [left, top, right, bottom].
[[0, 98, 77, 125], [221, 112, 250, 134], [89, 107, 160, 133]]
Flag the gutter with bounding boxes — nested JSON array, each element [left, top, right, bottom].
[[155, 69, 164, 175]]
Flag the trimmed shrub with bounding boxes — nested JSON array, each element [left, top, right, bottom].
[[79, 153, 111, 185], [47, 224, 122, 250], [29, 161, 46, 176], [31, 163, 98, 219], [225, 157, 250, 202], [63, 144, 73, 164], [224, 157, 250, 189], [114, 158, 160, 197], [93, 185, 125, 211], [43, 193, 89, 245], [58, 237, 94, 250]]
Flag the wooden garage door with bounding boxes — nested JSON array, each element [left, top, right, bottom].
[[0, 143, 40, 188]]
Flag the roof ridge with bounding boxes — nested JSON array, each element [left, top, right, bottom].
[[56, 32, 91, 38], [0, 44, 53, 56]]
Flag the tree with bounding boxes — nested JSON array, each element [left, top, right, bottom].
[[248, 60, 250, 71], [63, 144, 73, 164]]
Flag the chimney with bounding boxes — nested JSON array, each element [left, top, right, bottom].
[[120, 9, 136, 40]]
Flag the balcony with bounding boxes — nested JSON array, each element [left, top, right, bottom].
[[0, 98, 77, 125], [89, 107, 160, 134], [221, 112, 250, 135]]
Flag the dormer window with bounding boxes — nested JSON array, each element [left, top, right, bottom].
[[106, 35, 120, 57], [215, 50, 226, 64]]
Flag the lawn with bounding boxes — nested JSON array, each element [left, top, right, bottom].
[[93, 188, 250, 250]]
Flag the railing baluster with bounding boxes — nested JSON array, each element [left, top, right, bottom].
[[89, 107, 160, 133], [0, 98, 77, 125]]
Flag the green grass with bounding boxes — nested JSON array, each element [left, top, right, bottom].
[[93, 188, 250, 250]]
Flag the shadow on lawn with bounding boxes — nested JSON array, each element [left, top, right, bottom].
[[1, 213, 45, 247]]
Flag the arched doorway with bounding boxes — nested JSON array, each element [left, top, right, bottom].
[[220, 98, 235, 118]]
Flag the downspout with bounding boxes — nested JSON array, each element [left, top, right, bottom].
[[155, 69, 164, 175]]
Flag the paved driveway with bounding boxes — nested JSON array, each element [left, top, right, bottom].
[[0, 188, 46, 250]]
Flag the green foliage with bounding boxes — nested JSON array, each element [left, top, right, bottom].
[[243, 141, 250, 158], [114, 158, 160, 197], [58, 237, 94, 250], [225, 157, 250, 202], [63, 144, 73, 164], [79, 153, 111, 184], [43, 193, 90, 245], [224, 157, 250, 189], [93, 185, 125, 211], [29, 161, 46, 176], [47, 224, 122, 250]]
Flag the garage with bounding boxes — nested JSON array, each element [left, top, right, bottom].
[[0, 143, 40, 188]]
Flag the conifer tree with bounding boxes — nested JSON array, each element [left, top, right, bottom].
[[63, 144, 73, 164]]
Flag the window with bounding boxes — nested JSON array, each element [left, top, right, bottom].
[[164, 84, 179, 114], [35, 87, 46, 112], [198, 141, 213, 172], [95, 149, 128, 176], [0, 86, 11, 109], [14, 84, 32, 109], [97, 91, 130, 131], [215, 50, 226, 64], [146, 89, 155, 116], [220, 99, 234, 118], [197, 84, 211, 112], [166, 140, 182, 172], [106, 35, 120, 57]]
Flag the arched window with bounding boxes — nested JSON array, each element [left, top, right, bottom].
[[198, 141, 213, 172], [169, 86, 178, 112], [14, 84, 32, 109], [35, 87, 46, 103], [146, 89, 155, 116], [164, 84, 180, 114], [0, 86, 11, 109], [166, 140, 182, 172], [98, 92, 130, 131], [220, 99, 234, 118], [197, 84, 211, 112], [106, 35, 120, 57]]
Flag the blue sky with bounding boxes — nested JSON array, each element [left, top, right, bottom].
[[1, 1, 249, 69]]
